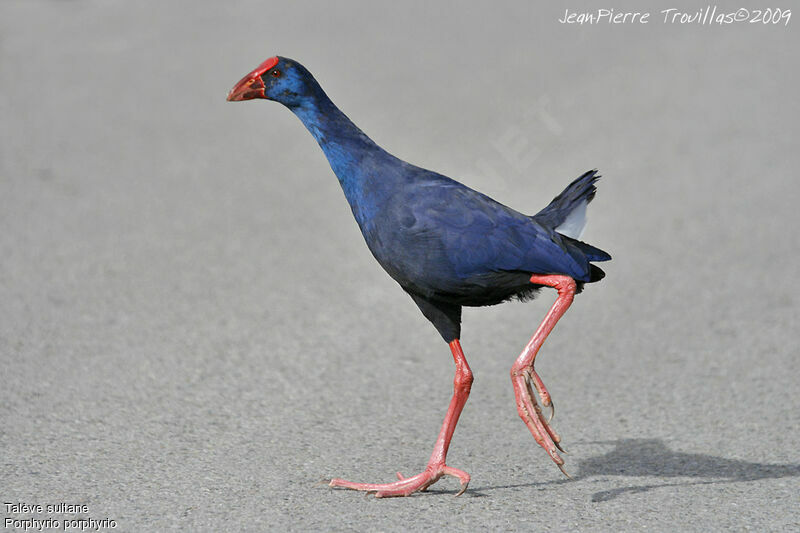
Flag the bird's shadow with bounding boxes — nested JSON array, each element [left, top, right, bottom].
[[474, 438, 800, 502]]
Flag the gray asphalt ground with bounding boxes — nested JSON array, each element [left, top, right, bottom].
[[2, 1, 799, 531]]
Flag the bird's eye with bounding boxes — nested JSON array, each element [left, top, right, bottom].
[[271, 69, 282, 77]]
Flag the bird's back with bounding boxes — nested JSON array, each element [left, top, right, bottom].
[[355, 164, 608, 306]]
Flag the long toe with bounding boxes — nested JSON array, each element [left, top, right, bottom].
[[512, 372, 566, 467], [329, 465, 469, 498]]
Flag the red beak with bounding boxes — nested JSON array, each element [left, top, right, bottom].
[[227, 56, 280, 102], [227, 74, 266, 101]]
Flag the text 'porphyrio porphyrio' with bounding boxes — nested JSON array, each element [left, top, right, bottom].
[[227, 56, 611, 497]]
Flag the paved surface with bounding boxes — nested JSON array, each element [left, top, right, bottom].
[[2, 1, 798, 531]]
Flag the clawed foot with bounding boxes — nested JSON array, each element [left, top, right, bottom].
[[528, 368, 555, 422], [329, 464, 470, 498], [512, 368, 570, 477]]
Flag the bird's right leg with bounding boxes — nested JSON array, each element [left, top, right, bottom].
[[510, 274, 576, 476], [329, 339, 473, 497]]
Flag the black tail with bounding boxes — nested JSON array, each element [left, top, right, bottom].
[[562, 234, 611, 263], [533, 169, 600, 232], [539, 170, 611, 279]]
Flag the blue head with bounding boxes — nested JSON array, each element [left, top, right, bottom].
[[227, 54, 385, 206], [227, 55, 321, 108]]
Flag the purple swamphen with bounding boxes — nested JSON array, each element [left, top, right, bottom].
[[227, 56, 611, 497]]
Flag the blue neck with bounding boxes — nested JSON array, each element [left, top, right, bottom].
[[288, 89, 398, 223]]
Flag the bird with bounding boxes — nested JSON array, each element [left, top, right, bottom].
[[227, 56, 611, 498]]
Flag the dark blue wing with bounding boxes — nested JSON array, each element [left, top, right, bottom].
[[378, 173, 596, 284], [423, 184, 590, 278]]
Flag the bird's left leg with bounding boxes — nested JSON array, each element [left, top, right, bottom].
[[510, 274, 576, 476], [329, 339, 473, 497]]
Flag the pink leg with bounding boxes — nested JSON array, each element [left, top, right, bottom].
[[511, 274, 576, 476], [329, 339, 473, 497]]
